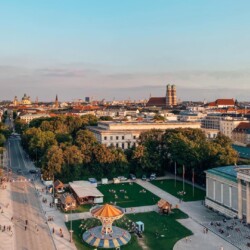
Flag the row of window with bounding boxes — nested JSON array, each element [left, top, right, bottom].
[[109, 142, 136, 149], [103, 135, 137, 141]]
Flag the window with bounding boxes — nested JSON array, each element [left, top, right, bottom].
[[122, 136, 125, 140], [122, 143, 124, 149], [116, 136, 119, 140], [128, 142, 131, 148], [116, 143, 119, 148], [110, 136, 113, 140], [104, 136, 107, 140], [133, 135, 136, 139]]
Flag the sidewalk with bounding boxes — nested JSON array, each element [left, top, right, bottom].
[[0, 182, 15, 250], [174, 218, 237, 250], [34, 180, 77, 250]]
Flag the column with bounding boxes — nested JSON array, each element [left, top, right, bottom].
[[221, 183, 223, 204], [229, 186, 232, 208], [238, 179, 243, 219], [247, 182, 250, 224]]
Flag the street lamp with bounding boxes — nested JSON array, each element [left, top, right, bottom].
[[69, 207, 73, 243]]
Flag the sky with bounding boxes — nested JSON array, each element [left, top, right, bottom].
[[0, 0, 250, 102]]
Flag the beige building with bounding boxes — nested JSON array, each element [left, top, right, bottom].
[[232, 122, 250, 146], [20, 113, 50, 123], [88, 121, 201, 149], [219, 117, 247, 139]]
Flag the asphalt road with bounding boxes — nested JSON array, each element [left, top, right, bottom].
[[8, 137, 55, 250]]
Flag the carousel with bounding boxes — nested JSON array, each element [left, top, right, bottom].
[[82, 204, 131, 248]]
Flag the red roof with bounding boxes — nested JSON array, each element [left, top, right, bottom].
[[215, 99, 235, 106], [235, 122, 250, 130], [207, 99, 235, 107], [146, 97, 166, 107]]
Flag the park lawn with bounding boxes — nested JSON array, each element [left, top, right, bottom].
[[151, 179, 206, 201], [66, 209, 191, 250], [97, 182, 159, 208], [126, 210, 192, 250], [65, 218, 142, 250]]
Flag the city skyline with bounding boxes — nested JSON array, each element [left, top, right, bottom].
[[1, 1, 250, 101]]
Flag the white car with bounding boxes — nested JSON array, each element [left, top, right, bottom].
[[118, 176, 128, 181]]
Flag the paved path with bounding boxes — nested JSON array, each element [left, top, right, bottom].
[[33, 175, 77, 250], [174, 218, 237, 250], [0, 182, 15, 250]]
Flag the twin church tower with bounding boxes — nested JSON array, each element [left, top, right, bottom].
[[147, 84, 177, 108], [166, 84, 177, 106]]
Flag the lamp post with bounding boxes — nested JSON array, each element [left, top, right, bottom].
[[69, 207, 73, 242]]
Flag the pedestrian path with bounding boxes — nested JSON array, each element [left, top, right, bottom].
[[33, 180, 77, 250], [0, 182, 15, 250], [174, 218, 237, 250]]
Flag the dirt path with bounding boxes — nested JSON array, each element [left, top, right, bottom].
[[137, 237, 149, 250]]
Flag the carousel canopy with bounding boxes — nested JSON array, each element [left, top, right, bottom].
[[92, 204, 123, 218]]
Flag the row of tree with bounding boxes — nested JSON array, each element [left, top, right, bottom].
[[16, 115, 238, 184]]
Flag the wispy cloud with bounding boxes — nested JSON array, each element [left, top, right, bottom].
[[0, 65, 250, 101]]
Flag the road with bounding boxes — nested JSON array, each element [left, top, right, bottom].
[[8, 136, 55, 250]]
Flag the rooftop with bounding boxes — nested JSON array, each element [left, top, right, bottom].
[[206, 165, 250, 182], [69, 181, 104, 198]]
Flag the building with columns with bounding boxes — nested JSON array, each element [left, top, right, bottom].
[[205, 165, 250, 223]]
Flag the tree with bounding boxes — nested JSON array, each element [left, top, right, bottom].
[[153, 114, 165, 121], [42, 145, 64, 180], [14, 119, 29, 134], [0, 134, 6, 147], [99, 116, 113, 121]]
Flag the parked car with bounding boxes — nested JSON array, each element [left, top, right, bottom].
[[29, 169, 38, 174], [118, 176, 128, 181], [150, 173, 156, 181], [142, 175, 147, 181], [129, 174, 136, 180]]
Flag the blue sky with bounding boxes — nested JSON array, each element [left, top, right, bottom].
[[0, 1, 250, 101]]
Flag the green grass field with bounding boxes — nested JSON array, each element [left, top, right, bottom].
[[97, 182, 159, 208], [66, 209, 191, 250], [151, 179, 206, 201]]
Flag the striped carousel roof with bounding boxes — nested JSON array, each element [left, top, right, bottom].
[[91, 204, 123, 218], [82, 226, 131, 249]]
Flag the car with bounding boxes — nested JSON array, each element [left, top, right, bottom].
[[88, 178, 97, 184], [118, 176, 128, 181], [150, 173, 156, 181], [29, 169, 38, 174], [129, 174, 136, 180], [142, 175, 147, 181]]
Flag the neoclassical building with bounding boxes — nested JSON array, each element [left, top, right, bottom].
[[205, 165, 250, 223]]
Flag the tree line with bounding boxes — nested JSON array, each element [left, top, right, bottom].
[[15, 115, 238, 184]]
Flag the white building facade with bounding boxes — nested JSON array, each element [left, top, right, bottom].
[[88, 121, 201, 150], [205, 165, 250, 223]]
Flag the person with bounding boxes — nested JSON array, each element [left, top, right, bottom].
[[25, 220, 28, 225], [52, 228, 54, 234], [24, 225, 27, 231]]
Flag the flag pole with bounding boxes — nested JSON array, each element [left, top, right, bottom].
[[174, 162, 177, 188], [192, 168, 194, 197], [182, 165, 185, 192]]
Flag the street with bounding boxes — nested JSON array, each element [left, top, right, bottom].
[[8, 137, 55, 250]]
